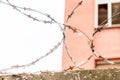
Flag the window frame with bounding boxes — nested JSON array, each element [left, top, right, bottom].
[[95, 0, 120, 28]]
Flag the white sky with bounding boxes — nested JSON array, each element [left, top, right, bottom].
[[0, 0, 65, 73]]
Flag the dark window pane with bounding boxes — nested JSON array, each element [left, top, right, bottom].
[[98, 4, 108, 25], [112, 2, 120, 24]]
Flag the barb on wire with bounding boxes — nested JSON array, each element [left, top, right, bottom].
[[64, 24, 92, 42], [66, 0, 83, 22]]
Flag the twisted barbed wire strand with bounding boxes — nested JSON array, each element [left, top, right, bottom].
[[66, 0, 83, 22]]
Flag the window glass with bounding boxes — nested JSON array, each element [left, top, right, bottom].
[[98, 4, 108, 25], [112, 2, 120, 24]]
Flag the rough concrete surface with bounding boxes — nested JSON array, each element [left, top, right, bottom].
[[0, 68, 120, 80]]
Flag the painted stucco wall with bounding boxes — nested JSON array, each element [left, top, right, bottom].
[[94, 27, 120, 58], [62, 0, 95, 70]]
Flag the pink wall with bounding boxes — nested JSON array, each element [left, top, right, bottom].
[[62, 0, 120, 70], [94, 27, 120, 58], [62, 0, 95, 70]]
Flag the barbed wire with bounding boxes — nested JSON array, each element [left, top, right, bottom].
[[0, 0, 120, 74], [66, 0, 83, 22]]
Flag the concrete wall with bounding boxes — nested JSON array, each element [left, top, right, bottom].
[[1, 68, 120, 80]]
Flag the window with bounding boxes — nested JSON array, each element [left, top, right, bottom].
[[112, 3, 120, 24], [95, 0, 120, 28]]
